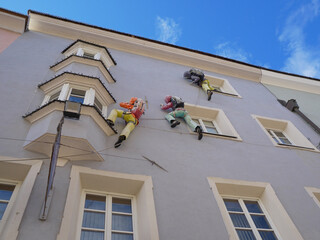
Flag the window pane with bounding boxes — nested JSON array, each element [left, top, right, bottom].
[[69, 96, 84, 103], [0, 184, 14, 201], [273, 131, 285, 138], [83, 52, 95, 59], [82, 211, 105, 229], [236, 230, 256, 240], [259, 231, 278, 240], [244, 201, 262, 213], [224, 199, 243, 212], [192, 119, 200, 125], [49, 91, 60, 101], [251, 215, 271, 229], [267, 130, 280, 143], [206, 127, 218, 134], [94, 98, 103, 112], [112, 198, 132, 213], [278, 137, 291, 145], [230, 213, 250, 228], [0, 202, 9, 220], [112, 232, 133, 240], [85, 194, 106, 211], [112, 214, 133, 231], [81, 230, 104, 240]]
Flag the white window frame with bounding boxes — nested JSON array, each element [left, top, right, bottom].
[[266, 129, 293, 145], [78, 190, 137, 240], [67, 87, 87, 104], [0, 180, 19, 233], [193, 118, 221, 135], [207, 177, 304, 240], [222, 196, 281, 240]]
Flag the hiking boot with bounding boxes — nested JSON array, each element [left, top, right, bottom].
[[106, 119, 114, 127], [114, 135, 126, 148], [207, 90, 213, 101], [195, 126, 203, 140], [170, 120, 180, 128]]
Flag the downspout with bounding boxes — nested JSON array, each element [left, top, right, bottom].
[[277, 99, 320, 135]]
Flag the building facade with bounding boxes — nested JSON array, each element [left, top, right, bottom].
[[0, 9, 320, 240]]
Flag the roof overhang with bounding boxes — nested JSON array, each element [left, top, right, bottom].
[[0, 8, 27, 34], [27, 10, 320, 91]]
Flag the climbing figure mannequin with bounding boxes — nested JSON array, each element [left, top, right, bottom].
[[183, 68, 216, 101], [107, 97, 145, 148], [160, 95, 203, 140]]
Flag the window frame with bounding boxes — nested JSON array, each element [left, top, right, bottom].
[[185, 103, 242, 141], [67, 88, 87, 104], [193, 118, 221, 135], [0, 180, 19, 232], [78, 190, 137, 240], [57, 166, 159, 240], [266, 129, 293, 145], [253, 114, 317, 151], [222, 196, 281, 240], [205, 75, 241, 98]]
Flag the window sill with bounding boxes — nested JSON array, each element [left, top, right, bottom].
[[191, 132, 242, 141], [276, 143, 318, 152]]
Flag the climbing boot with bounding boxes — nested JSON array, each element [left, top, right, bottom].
[[170, 120, 180, 128], [114, 135, 126, 148], [207, 90, 213, 101], [195, 126, 203, 140], [106, 119, 114, 127]]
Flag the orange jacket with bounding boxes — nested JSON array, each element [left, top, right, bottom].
[[119, 97, 138, 110]]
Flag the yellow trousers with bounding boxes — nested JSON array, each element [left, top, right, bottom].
[[107, 109, 137, 139], [201, 80, 215, 92]]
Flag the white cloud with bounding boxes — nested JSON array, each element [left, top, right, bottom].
[[279, 0, 320, 78], [156, 16, 181, 44], [214, 41, 251, 63]]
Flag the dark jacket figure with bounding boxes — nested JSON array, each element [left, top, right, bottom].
[[183, 68, 216, 101]]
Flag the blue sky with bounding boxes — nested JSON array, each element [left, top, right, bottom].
[[2, 0, 320, 78]]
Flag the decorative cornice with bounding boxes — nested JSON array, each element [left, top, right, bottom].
[[38, 71, 116, 103], [50, 55, 116, 83], [62, 39, 117, 66]]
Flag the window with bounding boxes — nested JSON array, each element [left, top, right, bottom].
[[224, 198, 278, 240], [185, 103, 241, 140], [193, 118, 219, 134], [0, 184, 15, 221], [94, 97, 103, 113], [208, 177, 303, 240], [205, 75, 240, 97], [83, 52, 95, 59], [48, 90, 61, 102], [266, 129, 292, 145], [253, 115, 316, 151], [80, 194, 135, 240], [69, 89, 86, 104], [57, 166, 159, 240], [0, 160, 42, 239]]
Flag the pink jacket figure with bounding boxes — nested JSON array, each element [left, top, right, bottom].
[[161, 96, 203, 140], [107, 97, 145, 148]]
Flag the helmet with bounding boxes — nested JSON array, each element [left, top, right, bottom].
[[164, 95, 172, 103]]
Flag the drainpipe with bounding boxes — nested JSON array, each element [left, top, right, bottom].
[[278, 99, 320, 135]]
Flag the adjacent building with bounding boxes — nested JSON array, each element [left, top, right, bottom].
[[0, 8, 320, 240]]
